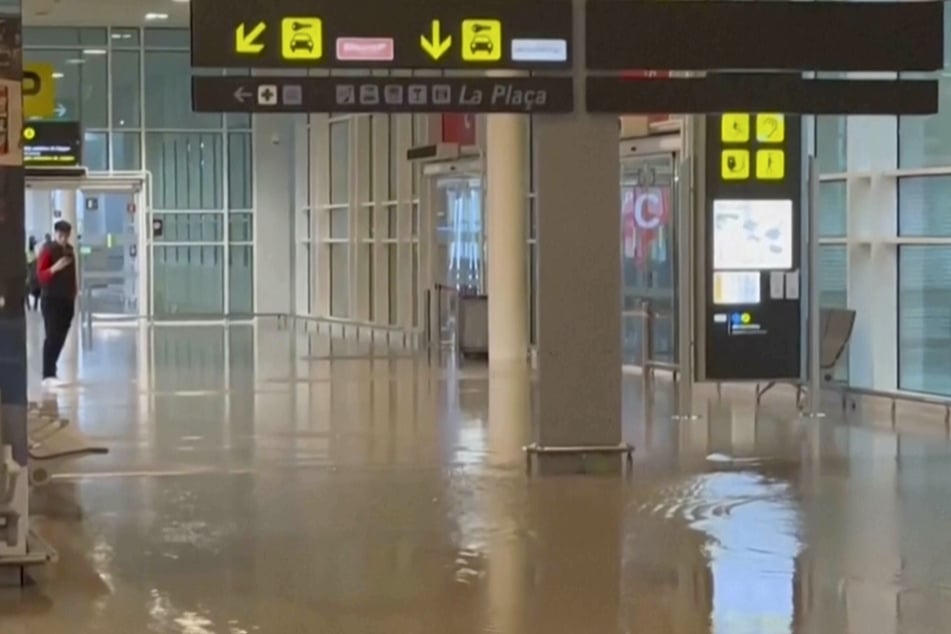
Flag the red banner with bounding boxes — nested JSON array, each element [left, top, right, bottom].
[[622, 185, 671, 265], [441, 113, 477, 145]]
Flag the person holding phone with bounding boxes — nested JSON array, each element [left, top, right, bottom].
[[36, 220, 77, 389]]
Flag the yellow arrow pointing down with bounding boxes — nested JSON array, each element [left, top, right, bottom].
[[235, 22, 266, 54], [420, 20, 452, 60]]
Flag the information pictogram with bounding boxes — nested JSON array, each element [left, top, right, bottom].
[[282, 17, 323, 60], [461, 19, 501, 62], [756, 149, 785, 180], [721, 149, 749, 180], [756, 114, 785, 142], [721, 113, 750, 143]]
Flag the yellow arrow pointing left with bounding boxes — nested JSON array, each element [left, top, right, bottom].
[[420, 20, 452, 60], [235, 22, 266, 54]]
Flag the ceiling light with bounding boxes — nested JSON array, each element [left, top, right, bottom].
[[52, 72, 64, 78], [82, 48, 107, 55], [112, 33, 132, 40], [64, 58, 85, 65], [145, 12, 169, 20], [171, 0, 189, 3]]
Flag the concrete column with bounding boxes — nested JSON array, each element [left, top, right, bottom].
[[252, 114, 295, 315], [486, 114, 529, 362], [533, 92, 621, 468]]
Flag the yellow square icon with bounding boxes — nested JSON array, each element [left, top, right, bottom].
[[756, 114, 785, 143], [756, 150, 785, 180], [721, 113, 750, 143], [462, 19, 502, 62], [282, 17, 323, 60], [721, 150, 750, 180]]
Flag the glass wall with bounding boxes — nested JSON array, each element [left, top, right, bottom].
[[300, 112, 423, 329], [24, 27, 254, 317]]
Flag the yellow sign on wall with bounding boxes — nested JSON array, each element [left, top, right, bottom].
[[721, 113, 750, 143], [721, 149, 749, 180], [756, 150, 785, 180], [23, 63, 56, 119], [756, 113, 785, 143]]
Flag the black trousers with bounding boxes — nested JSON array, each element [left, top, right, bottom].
[[41, 296, 75, 379]]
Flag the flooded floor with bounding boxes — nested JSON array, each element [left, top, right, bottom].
[[2, 322, 951, 633]]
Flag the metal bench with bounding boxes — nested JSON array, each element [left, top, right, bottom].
[[756, 307, 856, 406], [27, 402, 108, 487]]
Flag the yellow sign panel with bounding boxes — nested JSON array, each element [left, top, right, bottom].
[[721, 149, 750, 180], [282, 17, 323, 60], [721, 113, 750, 143], [23, 63, 56, 119], [461, 19, 501, 62], [756, 150, 785, 180], [756, 113, 785, 143], [235, 22, 266, 54], [420, 20, 452, 60]]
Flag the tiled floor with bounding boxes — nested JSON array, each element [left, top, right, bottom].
[[2, 320, 951, 633]]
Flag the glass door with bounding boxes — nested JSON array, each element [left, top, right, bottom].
[[431, 172, 484, 344], [620, 153, 678, 366], [77, 188, 139, 318]]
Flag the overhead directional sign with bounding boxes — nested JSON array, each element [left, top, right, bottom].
[[190, 0, 572, 69], [23, 62, 56, 119], [586, 0, 943, 72], [192, 76, 574, 114]]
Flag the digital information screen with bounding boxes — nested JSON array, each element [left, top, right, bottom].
[[712, 198, 793, 270]]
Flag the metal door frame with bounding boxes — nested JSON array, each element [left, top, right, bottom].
[[24, 170, 153, 320]]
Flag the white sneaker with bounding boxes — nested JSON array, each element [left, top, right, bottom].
[[41, 377, 66, 390]]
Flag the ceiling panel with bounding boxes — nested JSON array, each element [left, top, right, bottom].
[[23, 0, 189, 27]]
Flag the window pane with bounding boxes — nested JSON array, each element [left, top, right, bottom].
[[228, 245, 254, 314], [145, 51, 221, 129], [111, 132, 141, 170], [151, 213, 223, 242], [819, 245, 847, 308], [329, 208, 348, 239], [330, 244, 350, 317], [228, 132, 252, 209], [387, 244, 398, 324], [144, 28, 190, 48], [816, 116, 847, 173], [388, 115, 397, 199], [24, 49, 106, 126], [229, 213, 253, 242], [900, 79, 951, 169], [83, 131, 107, 170], [330, 120, 349, 204], [24, 27, 105, 46], [147, 132, 223, 209], [111, 50, 140, 127], [110, 28, 140, 47], [153, 245, 225, 316], [818, 181, 846, 237], [899, 246, 951, 395], [898, 176, 951, 237]]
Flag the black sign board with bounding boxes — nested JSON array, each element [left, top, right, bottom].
[[192, 76, 574, 114], [702, 114, 803, 381], [586, 0, 943, 72], [586, 75, 939, 115], [190, 0, 573, 70], [22, 121, 82, 167]]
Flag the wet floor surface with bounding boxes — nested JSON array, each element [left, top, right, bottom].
[[3, 322, 951, 632]]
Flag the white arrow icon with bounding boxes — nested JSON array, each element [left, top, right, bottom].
[[233, 86, 253, 104], [53, 103, 66, 117]]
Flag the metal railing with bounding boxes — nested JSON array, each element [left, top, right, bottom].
[[841, 385, 951, 431]]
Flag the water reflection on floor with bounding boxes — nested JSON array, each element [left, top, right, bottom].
[[2, 321, 951, 633]]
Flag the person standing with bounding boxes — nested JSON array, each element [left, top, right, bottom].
[[25, 236, 40, 311], [36, 221, 77, 388]]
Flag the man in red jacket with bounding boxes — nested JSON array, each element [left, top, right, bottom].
[[36, 220, 77, 389]]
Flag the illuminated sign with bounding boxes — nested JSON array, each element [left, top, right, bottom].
[[23, 62, 56, 119], [190, 0, 573, 69], [192, 76, 574, 114], [22, 121, 81, 167]]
